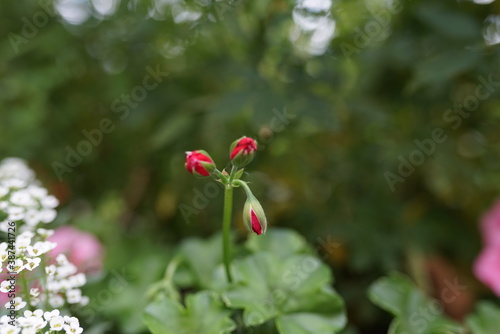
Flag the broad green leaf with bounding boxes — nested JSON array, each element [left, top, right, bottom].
[[368, 272, 463, 334], [276, 313, 346, 334], [223, 252, 345, 332], [176, 233, 233, 289], [466, 302, 500, 334], [246, 228, 311, 260], [143, 291, 236, 334]]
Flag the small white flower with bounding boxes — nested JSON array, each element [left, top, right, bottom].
[[56, 254, 68, 265], [30, 288, 40, 298], [27, 185, 47, 198], [3, 179, 28, 190], [37, 228, 54, 238], [66, 289, 82, 304], [41, 195, 59, 209], [10, 190, 36, 207], [44, 241, 57, 252], [0, 250, 8, 262], [21, 328, 36, 334], [0, 280, 13, 293], [46, 265, 57, 276], [29, 297, 40, 306], [0, 221, 10, 233], [11, 259, 25, 273], [0, 315, 10, 325], [49, 316, 65, 331], [19, 231, 35, 239], [15, 236, 31, 253], [48, 295, 64, 308], [47, 280, 61, 292], [68, 273, 86, 288], [39, 209, 57, 223], [25, 257, 42, 271], [6, 296, 27, 311], [7, 206, 25, 221], [33, 309, 43, 318], [24, 210, 41, 226], [43, 310, 60, 321], [0, 325, 20, 334], [63, 325, 83, 334], [57, 264, 77, 279]]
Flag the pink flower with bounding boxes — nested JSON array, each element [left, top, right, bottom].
[[49, 226, 103, 275], [473, 245, 500, 297], [474, 200, 500, 297], [480, 199, 500, 246]]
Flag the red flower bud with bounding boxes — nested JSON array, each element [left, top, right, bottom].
[[229, 137, 257, 168], [185, 150, 216, 177], [243, 196, 267, 235]]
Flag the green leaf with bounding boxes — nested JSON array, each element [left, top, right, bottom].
[[143, 291, 236, 334], [246, 228, 311, 260], [466, 302, 500, 334], [176, 233, 232, 289], [233, 168, 245, 180], [223, 252, 345, 332], [276, 313, 346, 334], [368, 272, 463, 334]]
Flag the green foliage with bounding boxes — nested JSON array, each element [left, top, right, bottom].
[[466, 302, 500, 334], [1, 0, 500, 332], [368, 272, 462, 334], [143, 291, 236, 334], [369, 273, 500, 334], [144, 228, 346, 334]]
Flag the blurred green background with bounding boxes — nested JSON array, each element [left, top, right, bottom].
[[1, 0, 500, 332]]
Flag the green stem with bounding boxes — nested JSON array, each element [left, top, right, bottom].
[[213, 169, 229, 184], [222, 185, 234, 283], [20, 271, 31, 310], [228, 166, 238, 185], [233, 179, 253, 198]]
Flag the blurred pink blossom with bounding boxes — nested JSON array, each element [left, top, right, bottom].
[[474, 200, 500, 297], [480, 199, 500, 246], [473, 245, 500, 297], [49, 226, 103, 275]]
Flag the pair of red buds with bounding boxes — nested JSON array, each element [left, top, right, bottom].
[[184, 137, 267, 235], [185, 136, 257, 176]]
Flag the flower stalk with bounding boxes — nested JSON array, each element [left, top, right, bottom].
[[184, 137, 266, 283]]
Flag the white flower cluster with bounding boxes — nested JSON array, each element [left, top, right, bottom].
[[0, 233, 88, 309], [0, 158, 59, 233], [0, 309, 83, 334], [0, 158, 86, 333]]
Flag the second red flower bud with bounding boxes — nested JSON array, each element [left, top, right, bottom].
[[230, 137, 257, 168]]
